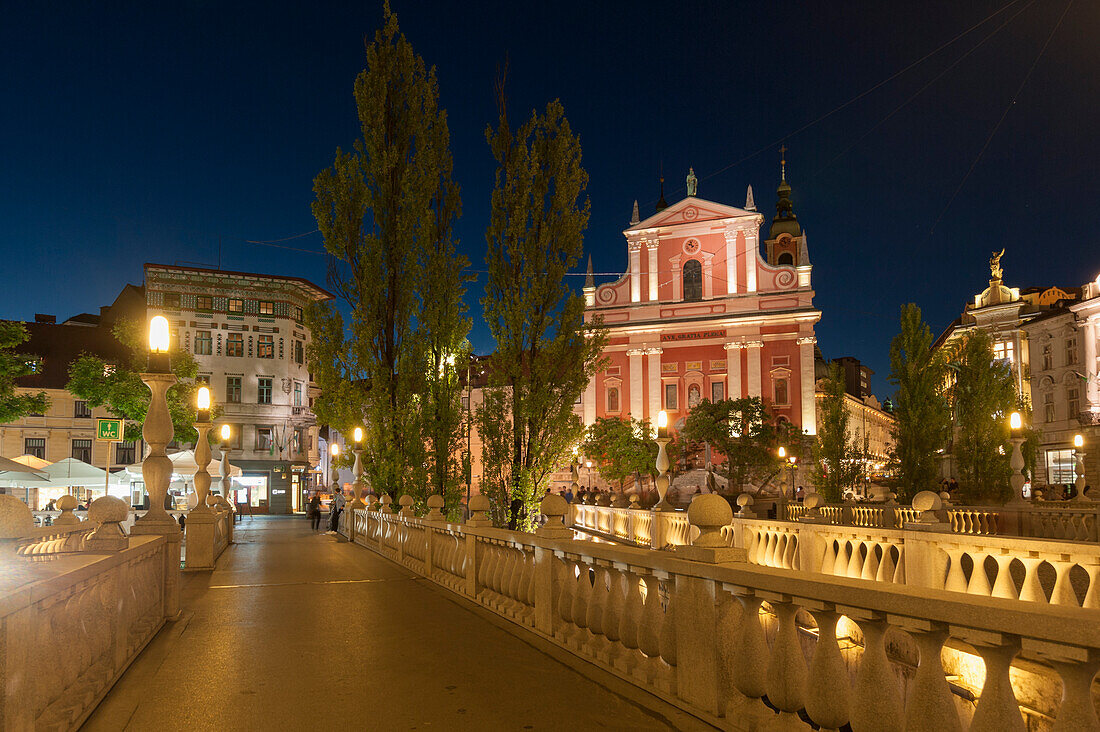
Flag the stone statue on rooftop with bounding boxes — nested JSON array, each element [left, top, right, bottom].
[[686, 167, 698, 197], [989, 248, 1005, 281]]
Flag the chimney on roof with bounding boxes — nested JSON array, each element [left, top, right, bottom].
[[34, 314, 56, 324]]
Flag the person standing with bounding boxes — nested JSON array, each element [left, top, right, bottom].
[[307, 490, 322, 531]]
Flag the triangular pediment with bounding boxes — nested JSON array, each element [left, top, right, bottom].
[[626, 196, 760, 234]]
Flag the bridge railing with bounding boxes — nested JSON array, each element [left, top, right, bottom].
[[1, 495, 178, 731], [349, 495, 1100, 731]]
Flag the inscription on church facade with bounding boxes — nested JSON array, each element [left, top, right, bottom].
[[660, 329, 726, 342]]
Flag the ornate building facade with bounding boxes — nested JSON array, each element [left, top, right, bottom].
[[582, 164, 821, 437]]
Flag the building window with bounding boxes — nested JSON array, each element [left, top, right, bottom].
[[1044, 391, 1055, 423], [1042, 344, 1053, 371], [195, 330, 212, 355], [294, 339, 304, 365], [293, 382, 302, 407], [664, 383, 678, 410], [683, 260, 702, 302], [293, 306, 304, 322], [1068, 387, 1079, 417], [606, 387, 619, 412], [257, 426, 274, 451], [227, 333, 244, 357], [1066, 338, 1078, 366], [777, 252, 794, 266], [25, 438, 45, 459], [72, 438, 92, 462], [774, 378, 789, 406], [992, 340, 1014, 364], [258, 377, 273, 404], [258, 335, 274, 359], [196, 374, 210, 386], [711, 381, 724, 402], [1046, 448, 1075, 485], [226, 376, 242, 403], [73, 400, 92, 418], [227, 424, 243, 449], [196, 295, 213, 311], [228, 298, 244, 313], [259, 301, 274, 316], [163, 293, 181, 309], [115, 440, 136, 465]]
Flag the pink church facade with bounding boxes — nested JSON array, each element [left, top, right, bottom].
[[582, 177, 820, 436]]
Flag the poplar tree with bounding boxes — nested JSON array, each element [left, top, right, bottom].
[[308, 5, 464, 506], [812, 362, 863, 501], [0, 321, 49, 422], [477, 93, 607, 529], [887, 304, 951, 500]]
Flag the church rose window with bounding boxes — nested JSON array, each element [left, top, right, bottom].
[[683, 260, 702, 301]]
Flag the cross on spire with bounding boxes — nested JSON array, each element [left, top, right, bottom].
[[779, 144, 787, 181]]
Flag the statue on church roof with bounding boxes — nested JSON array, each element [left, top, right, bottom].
[[745, 184, 756, 211], [989, 248, 1005, 281], [686, 167, 698, 197]]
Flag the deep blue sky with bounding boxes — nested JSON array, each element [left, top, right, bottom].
[[3, 0, 1097, 399]]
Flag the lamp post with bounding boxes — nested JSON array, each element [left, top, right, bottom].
[[328, 441, 340, 490], [1008, 411, 1027, 504], [349, 427, 365, 510], [192, 386, 213, 514], [1074, 434, 1089, 502], [653, 410, 674, 511], [219, 424, 233, 502], [789, 455, 798, 499], [585, 459, 593, 491]]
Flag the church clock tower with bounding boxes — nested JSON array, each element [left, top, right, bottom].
[[765, 147, 809, 269]]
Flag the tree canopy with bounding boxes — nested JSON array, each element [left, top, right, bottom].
[[812, 361, 865, 501], [0, 320, 49, 423]]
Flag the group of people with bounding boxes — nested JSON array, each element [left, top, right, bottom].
[[306, 489, 345, 533], [938, 477, 960, 494]]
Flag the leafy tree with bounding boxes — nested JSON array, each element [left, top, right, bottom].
[[0, 320, 49, 422], [945, 330, 1018, 503], [308, 5, 461, 508], [886, 304, 951, 501], [681, 397, 796, 495], [812, 362, 865, 501], [581, 416, 657, 493], [477, 91, 607, 530], [67, 318, 198, 444]]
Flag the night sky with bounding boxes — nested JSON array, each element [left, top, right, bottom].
[[3, 0, 1097, 399]]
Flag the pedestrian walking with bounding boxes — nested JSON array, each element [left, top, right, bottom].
[[307, 490, 322, 531], [327, 489, 343, 533]]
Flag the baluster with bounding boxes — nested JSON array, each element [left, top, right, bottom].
[[804, 605, 850, 732], [892, 546, 906, 583], [730, 590, 770, 712], [524, 553, 537, 608], [967, 554, 992, 596], [1050, 561, 1079, 606], [477, 541, 492, 592], [572, 561, 591, 635], [638, 574, 662, 660], [616, 568, 643, 674], [587, 565, 607, 638], [896, 622, 962, 732], [845, 541, 863, 578], [1047, 653, 1100, 732], [876, 544, 896, 583], [848, 613, 903, 732], [764, 597, 808, 727], [658, 581, 677, 694], [508, 548, 525, 603], [835, 541, 852, 577], [602, 566, 624, 644], [943, 549, 967, 593], [492, 545, 508, 595], [991, 556, 1018, 600], [861, 542, 880, 581], [785, 534, 799, 570], [965, 635, 1026, 732], [557, 558, 575, 632], [1018, 557, 1046, 603], [764, 532, 778, 566], [820, 539, 838, 574], [1082, 564, 1100, 610]]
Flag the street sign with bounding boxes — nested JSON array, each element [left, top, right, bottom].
[[96, 418, 124, 441]]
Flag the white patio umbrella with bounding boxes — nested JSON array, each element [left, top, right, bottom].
[[0, 456, 50, 507], [36, 457, 110, 488], [121, 449, 241, 481]]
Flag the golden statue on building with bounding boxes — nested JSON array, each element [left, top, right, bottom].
[[989, 248, 1005, 281]]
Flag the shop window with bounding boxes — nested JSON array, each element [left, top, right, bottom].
[[259, 301, 275, 316], [227, 333, 244, 357], [1046, 448, 1075, 485], [258, 335, 274, 359], [195, 330, 212, 356], [72, 438, 92, 462], [115, 441, 136, 465], [25, 438, 45, 459], [711, 381, 724, 402], [73, 400, 92, 419], [683, 260, 702, 302], [258, 377, 272, 404], [196, 295, 213, 311], [228, 298, 244, 313], [606, 387, 620, 413], [226, 376, 242, 403], [664, 383, 678, 410], [774, 377, 789, 406]]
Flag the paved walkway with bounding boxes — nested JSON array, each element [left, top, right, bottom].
[[84, 517, 706, 731]]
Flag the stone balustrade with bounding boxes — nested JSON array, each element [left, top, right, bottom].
[[1, 494, 176, 731], [349, 495, 1100, 731]]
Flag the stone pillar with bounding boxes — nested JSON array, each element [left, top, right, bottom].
[[746, 341, 763, 399], [725, 343, 742, 399], [219, 446, 234, 544], [798, 336, 817, 435], [130, 371, 181, 620], [647, 242, 659, 301], [744, 229, 758, 293], [1085, 318, 1098, 410], [628, 349, 645, 418], [723, 229, 738, 295], [629, 243, 641, 303], [185, 419, 217, 570], [645, 348, 662, 425]]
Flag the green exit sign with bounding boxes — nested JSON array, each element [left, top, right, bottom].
[[96, 418, 123, 441]]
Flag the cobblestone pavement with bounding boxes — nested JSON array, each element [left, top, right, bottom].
[[83, 516, 706, 731]]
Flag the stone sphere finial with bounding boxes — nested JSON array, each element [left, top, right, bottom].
[[912, 490, 943, 523], [398, 494, 414, 516], [735, 493, 756, 518], [687, 494, 733, 547], [426, 494, 445, 520], [54, 494, 81, 525], [380, 493, 392, 508], [0, 494, 34, 539], [89, 495, 129, 526], [804, 492, 825, 510], [467, 494, 491, 526], [540, 493, 568, 520]]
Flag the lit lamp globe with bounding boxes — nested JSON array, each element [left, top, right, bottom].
[[353, 427, 363, 445], [1008, 411, 1026, 503], [657, 410, 668, 439], [331, 442, 340, 458], [778, 446, 786, 459], [1075, 434, 1084, 450], [1009, 411, 1023, 432], [148, 315, 171, 372], [196, 385, 211, 422], [220, 424, 231, 444]]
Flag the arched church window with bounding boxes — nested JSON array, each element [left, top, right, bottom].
[[777, 252, 794, 266], [607, 387, 619, 412], [774, 377, 789, 406], [683, 259, 702, 301]]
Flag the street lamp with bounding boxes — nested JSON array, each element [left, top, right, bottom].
[[585, 459, 593, 491], [219, 424, 233, 501], [1008, 411, 1026, 504], [192, 386, 214, 513], [135, 315, 178, 527], [329, 441, 340, 489], [1074, 434, 1089, 502], [349, 427, 365, 509], [654, 410, 673, 511]]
